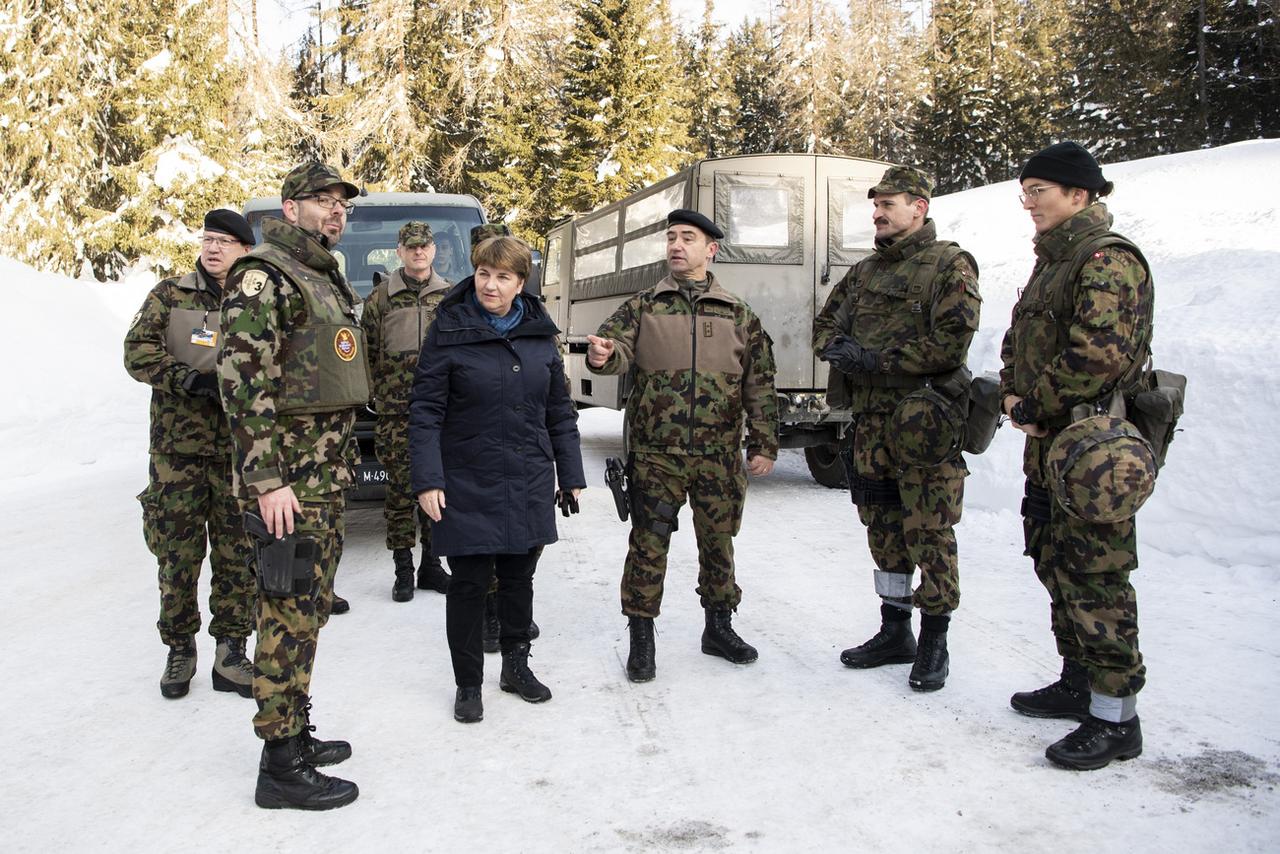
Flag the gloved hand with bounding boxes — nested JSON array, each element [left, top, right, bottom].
[[183, 371, 221, 400], [821, 336, 879, 374]]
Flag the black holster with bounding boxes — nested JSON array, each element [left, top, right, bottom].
[[848, 471, 902, 508], [1021, 482, 1053, 524], [244, 511, 318, 598]]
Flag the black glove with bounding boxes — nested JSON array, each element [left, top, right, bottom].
[[182, 371, 220, 400], [1010, 399, 1035, 426], [556, 490, 580, 517], [821, 336, 879, 374]]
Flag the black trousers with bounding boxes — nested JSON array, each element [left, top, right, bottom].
[[445, 549, 540, 687]]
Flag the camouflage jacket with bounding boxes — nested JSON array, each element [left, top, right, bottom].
[[124, 262, 232, 456], [589, 273, 779, 458], [218, 218, 364, 500], [363, 267, 451, 415], [999, 203, 1153, 428], [813, 221, 980, 414]]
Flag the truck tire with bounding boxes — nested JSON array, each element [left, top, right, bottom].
[[804, 443, 848, 489]]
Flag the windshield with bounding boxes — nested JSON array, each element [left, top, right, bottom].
[[244, 204, 484, 298]]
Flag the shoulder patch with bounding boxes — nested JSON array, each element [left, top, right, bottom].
[[129, 310, 142, 329], [240, 270, 268, 298]]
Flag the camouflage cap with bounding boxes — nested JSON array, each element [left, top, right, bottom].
[[398, 221, 434, 247], [867, 165, 934, 200], [281, 162, 359, 201], [470, 223, 512, 247]]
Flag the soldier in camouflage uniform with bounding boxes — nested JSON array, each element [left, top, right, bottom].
[[363, 221, 452, 602], [587, 209, 779, 683], [125, 209, 257, 700], [1001, 142, 1153, 770], [813, 166, 980, 693], [219, 163, 366, 810]]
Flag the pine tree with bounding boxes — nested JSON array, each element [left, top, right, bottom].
[[684, 0, 739, 159], [725, 19, 787, 154], [556, 0, 694, 214], [831, 0, 921, 163], [1053, 0, 1193, 160], [772, 0, 848, 153]]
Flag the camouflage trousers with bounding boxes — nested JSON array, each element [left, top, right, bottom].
[[1023, 435, 1144, 697], [252, 496, 344, 740], [137, 453, 254, 646], [375, 415, 434, 552], [850, 413, 965, 615], [622, 452, 746, 618]]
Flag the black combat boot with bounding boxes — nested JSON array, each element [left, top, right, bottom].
[[212, 636, 253, 698], [701, 608, 759, 664], [416, 551, 450, 593], [454, 686, 483, 723], [160, 639, 197, 699], [482, 593, 501, 654], [392, 548, 415, 602], [626, 616, 656, 683], [908, 613, 949, 692], [254, 734, 359, 810], [499, 642, 553, 703], [1045, 715, 1143, 770], [330, 593, 350, 615], [297, 700, 352, 766], [1011, 659, 1090, 721], [840, 604, 916, 668]]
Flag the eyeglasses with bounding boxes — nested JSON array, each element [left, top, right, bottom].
[[1018, 184, 1060, 205], [296, 193, 356, 214], [200, 234, 243, 248]]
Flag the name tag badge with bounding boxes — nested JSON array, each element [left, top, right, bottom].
[[191, 328, 218, 348]]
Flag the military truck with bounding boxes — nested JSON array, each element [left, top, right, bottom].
[[242, 191, 489, 499], [540, 153, 890, 487]]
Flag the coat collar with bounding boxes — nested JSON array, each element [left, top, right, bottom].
[[387, 266, 451, 297], [873, 219, 938, 263], [651, 271, 739, 305], [1034, 203, 1112, 262], [261, 216, 340, 273], [433, 277, 560, 344]]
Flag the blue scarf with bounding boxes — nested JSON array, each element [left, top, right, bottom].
[[470, 290, 525, 336]]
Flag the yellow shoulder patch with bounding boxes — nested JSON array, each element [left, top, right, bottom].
[[241, 270, 268, 298]]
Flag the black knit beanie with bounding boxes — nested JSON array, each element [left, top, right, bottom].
[[1019, 141, 1107, 192]]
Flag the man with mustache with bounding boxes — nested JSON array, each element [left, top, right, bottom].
[[813, 166, 981, 693]]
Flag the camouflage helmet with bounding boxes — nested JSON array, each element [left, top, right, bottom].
[[1046, 416, 1157, 523], [398, 221, 434, 247], [891, 386, 966, 467], [470, 223, 512, 247], [281, 162, 359, 201]]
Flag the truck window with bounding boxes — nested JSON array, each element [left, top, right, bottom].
[[828, 177, 877, 266], [244, 203, 483, 298], [713, 172, 805, 264], [544, 236, 561, 286], [624, 183, 683, 232], [575, 212, 618, 249]]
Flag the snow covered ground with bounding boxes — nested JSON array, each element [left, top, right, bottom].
[[1, 141, 1278, 851]]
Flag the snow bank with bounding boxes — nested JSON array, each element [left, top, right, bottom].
[[931, 139, 1280, 569]]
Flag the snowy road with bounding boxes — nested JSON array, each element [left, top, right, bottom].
[[2, 407, 1277, 852]]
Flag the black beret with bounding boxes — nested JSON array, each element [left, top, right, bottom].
[[666, 208, 724, 240], [204, 209, 254, 246], [1019, 141, 1107, 192]]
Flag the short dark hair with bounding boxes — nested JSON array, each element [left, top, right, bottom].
[[471, 235, 532, 280]]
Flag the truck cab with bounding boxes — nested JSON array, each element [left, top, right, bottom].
[[242, 192, 488, 499]]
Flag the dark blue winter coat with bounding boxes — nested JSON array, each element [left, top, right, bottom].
[[408, 280, 586, 557]]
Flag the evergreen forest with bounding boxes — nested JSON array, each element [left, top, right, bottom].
[[2, 0, 1275, 278]]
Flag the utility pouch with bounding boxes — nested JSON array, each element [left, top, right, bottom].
[[963, 372, 1003, 455], [244, 511, 318, 598], [633, 493, 679, 537], [1127, 369, 1186, 469]]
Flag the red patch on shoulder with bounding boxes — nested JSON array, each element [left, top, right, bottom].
[[1092, 252, 1105, 258]]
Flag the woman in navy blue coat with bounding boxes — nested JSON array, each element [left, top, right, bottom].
[[409, 236, 585, 724]]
